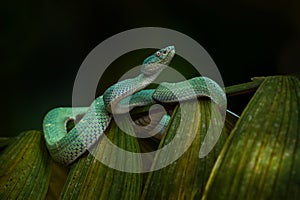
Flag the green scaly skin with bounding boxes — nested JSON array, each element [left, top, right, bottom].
[[43, 45, 228, 165]]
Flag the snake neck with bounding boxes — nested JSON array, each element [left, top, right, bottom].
[[103, 71, 162, 114]]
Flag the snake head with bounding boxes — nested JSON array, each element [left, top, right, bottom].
[[141, 45, 175, 75]]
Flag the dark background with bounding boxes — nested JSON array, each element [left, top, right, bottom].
[[1, 1, 300, 137]]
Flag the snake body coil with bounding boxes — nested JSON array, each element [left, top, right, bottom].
[[43, 46, 227, 165]]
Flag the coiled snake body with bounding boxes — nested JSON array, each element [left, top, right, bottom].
[[43, 46, 227, 165]]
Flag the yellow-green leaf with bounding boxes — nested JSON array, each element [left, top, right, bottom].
[[60, 119, 142, 200], [202, 76, 300, 200], [0, 130, 51, 199], [142, 99, 234, 199]]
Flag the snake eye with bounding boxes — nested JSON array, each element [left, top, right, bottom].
[[163, 50, 167, 54]]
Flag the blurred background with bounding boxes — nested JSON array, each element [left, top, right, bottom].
[[1, 1, 300, 137]]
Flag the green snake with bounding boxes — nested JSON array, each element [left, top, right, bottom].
[[43, 46, 227, 165]]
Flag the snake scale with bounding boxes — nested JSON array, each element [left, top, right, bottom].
[[43, 46, 227, 165]]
